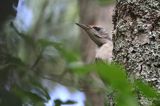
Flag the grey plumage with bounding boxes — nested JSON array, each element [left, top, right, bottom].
[[76, 23, 113, 62]]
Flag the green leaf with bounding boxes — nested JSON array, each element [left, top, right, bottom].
[[116, 95, 138, 106], [37, 39, 61, 49], [12, 85, 48, 103], [135, 80, 157, 98], [95, 62, 138, 106], [37, 38, 79, 62], [7, 54, 26, 66], [29, 80, 50, 100], [153, 99, 160, 106], [69, 63, 95, 75], [57, 46, 79, 62], [96, 62, 131, 93], [17, 77, 50, 102]]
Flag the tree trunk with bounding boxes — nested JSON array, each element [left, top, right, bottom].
[[113, 0, 160, 105]]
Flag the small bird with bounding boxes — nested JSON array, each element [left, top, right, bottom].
[[76, 23, 113, 62], [76, 23, 114, 106]]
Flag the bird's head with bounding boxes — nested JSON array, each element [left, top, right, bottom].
[[76, 23, 111, 47]]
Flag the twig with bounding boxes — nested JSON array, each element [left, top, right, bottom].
[[31, 48, 44, 69]]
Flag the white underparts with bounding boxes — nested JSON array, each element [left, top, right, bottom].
[[95, 40, 113, 63]]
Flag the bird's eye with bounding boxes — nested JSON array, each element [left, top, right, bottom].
[[92, 26, 101, 31]]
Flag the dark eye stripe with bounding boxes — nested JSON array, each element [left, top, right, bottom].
[[92, 26, 101, 31]]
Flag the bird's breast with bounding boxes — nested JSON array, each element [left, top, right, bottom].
[[95, 41, 113, 63]]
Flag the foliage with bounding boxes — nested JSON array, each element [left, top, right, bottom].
[[1, 24, 160, 106], [1, 29, 160, 105], [37, 37, 160, 105], [0, 39, 50, 106], [69, 60, 160, 106], [0, 0, 160, 106]]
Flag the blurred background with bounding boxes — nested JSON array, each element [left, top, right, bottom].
[[0, 0, 115, 106]]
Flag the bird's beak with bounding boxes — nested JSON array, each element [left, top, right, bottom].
[[76, 23, 90, 30]]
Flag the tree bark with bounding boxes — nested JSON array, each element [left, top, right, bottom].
[[113, 0, 160, 105]]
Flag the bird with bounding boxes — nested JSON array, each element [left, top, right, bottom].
[[76, 23, 114, 106], [76, 23, 113, 63]]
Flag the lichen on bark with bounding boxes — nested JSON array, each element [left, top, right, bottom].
[[113, 0, 160, 89]]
